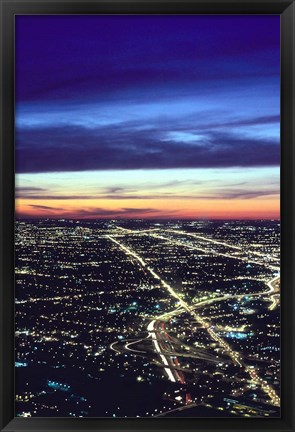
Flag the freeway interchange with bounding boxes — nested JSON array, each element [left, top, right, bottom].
[[107, 225, 280, 412]]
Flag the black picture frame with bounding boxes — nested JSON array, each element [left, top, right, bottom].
[[1, 1, 294, 431]]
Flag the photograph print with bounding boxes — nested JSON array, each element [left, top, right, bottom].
[[15, 15, 280, 418]]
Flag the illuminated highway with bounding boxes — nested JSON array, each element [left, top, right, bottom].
[[107, 233, 280, 407], [112, 226, 280, 269], [147, 232, 280, 272], [147, 320, 177, 383], [167, 229, 280, 262], [15, 220, 281, 418]]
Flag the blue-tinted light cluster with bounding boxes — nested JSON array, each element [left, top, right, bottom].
[[15, 361, 28, 367], [47, 380, 70, 391]]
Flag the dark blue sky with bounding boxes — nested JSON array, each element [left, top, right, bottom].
[[15, 15, 280, 174]]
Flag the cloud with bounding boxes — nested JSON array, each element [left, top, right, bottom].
[[17, 186, 279, 202], [17, 194, 99, 200], [16, 16, 279, 104], [17, 192, 194, 201], [15, 123, 279, 174], [15, 15, 280, 189], [200, 189, 279, 200], [29, 204, 64, 210], [105, 187, 126, 194], [63, 207, 178, 218], [15, 186, 46, 192]]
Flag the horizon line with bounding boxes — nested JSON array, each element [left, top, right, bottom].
[[15, 216, 280, 222]]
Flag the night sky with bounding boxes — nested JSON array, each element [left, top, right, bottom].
[[15, 15, 280, 219]]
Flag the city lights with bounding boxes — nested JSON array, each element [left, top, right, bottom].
[[15, 219, 280, 418]]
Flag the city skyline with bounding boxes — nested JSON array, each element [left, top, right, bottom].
[[15, 15, 280, 220]]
